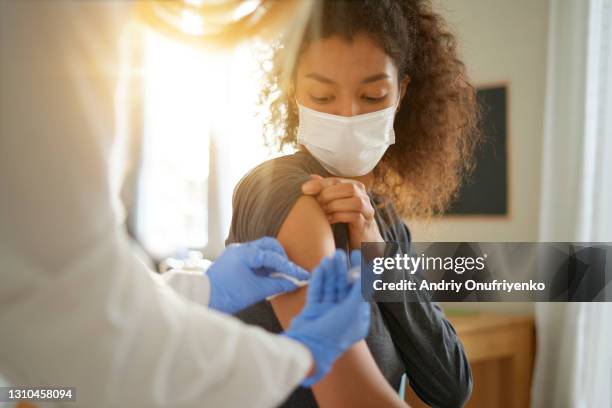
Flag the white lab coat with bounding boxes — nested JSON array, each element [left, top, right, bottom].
[[0, 1, 310, 407]]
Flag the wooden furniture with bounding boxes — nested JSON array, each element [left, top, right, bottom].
[[405, 312, 535, 408]]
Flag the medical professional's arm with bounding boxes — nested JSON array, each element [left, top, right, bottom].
[[157, 237, 310, 314], [269, 196, 406, 407], [0, 2, 312, 406]]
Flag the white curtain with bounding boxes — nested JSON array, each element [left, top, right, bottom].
[[533, 0, 612, 407]]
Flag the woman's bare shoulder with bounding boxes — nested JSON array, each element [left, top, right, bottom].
[[277, 195, 336, 271]]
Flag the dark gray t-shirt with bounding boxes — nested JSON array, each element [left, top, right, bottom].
[[226, 151, 472, 408]]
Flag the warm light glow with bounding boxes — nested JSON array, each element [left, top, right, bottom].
[[136, 29, 279, 258], [232, 0, 261, 20], [138, 31, 217, 257], [180, 9, 205, 36]]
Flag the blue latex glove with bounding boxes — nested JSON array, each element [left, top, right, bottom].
[[284, 250, 370, 387], [207, 237, 310, 314]]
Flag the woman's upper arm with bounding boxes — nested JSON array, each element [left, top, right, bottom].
[[271, 195, 405, 408], [269, 195, 334, 325]]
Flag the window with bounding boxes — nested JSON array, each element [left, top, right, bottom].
[[132, 30, 280, 260]]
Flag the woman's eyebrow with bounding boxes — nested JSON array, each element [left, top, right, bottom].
[[304, 73, 335, 84], [361, 73, 390, 83]]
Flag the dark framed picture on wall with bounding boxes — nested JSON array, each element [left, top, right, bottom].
[[446, 84, 510, 217]]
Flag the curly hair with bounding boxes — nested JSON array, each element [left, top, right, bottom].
[[258, 0, 481, 219]]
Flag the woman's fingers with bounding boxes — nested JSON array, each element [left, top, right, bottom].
[[316, 182, 365, 205], [301, 176, 341, 195], [322, 196, 374, 219], [302, 176, 365, 202], [327, 211, 363, 225], [323, 196, 361, 212]]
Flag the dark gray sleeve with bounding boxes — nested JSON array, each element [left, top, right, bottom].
[[377, 226, 473, 408], [378, 301, 472, 408], [226, 159, 312, 244]]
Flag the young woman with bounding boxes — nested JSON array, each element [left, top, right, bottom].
[[226, 0, 480, 406]]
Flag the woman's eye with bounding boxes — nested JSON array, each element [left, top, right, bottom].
[[362, 95, 388, 103], [310, 95, 334, 103]]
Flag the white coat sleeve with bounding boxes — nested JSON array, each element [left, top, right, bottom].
[[157, 269, 212, 307], [0, 1, 311, 407]]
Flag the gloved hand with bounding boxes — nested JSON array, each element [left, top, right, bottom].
[[284, 250, 370, 387], [207, 237, 310, 314]]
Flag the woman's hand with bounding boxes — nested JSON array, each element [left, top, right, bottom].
[[302, 175, 384, 249]]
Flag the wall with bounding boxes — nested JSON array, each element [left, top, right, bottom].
[[409, 0, 550, 313]]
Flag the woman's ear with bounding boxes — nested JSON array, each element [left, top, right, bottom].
[[397, 76, 410, 111]]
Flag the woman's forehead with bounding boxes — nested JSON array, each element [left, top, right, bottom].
[[296, 34, 398, 84]]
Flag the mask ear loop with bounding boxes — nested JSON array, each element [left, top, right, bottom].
[[387, 86, 402, 146]]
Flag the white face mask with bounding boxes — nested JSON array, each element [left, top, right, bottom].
[[296, 98, 398, 177]]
